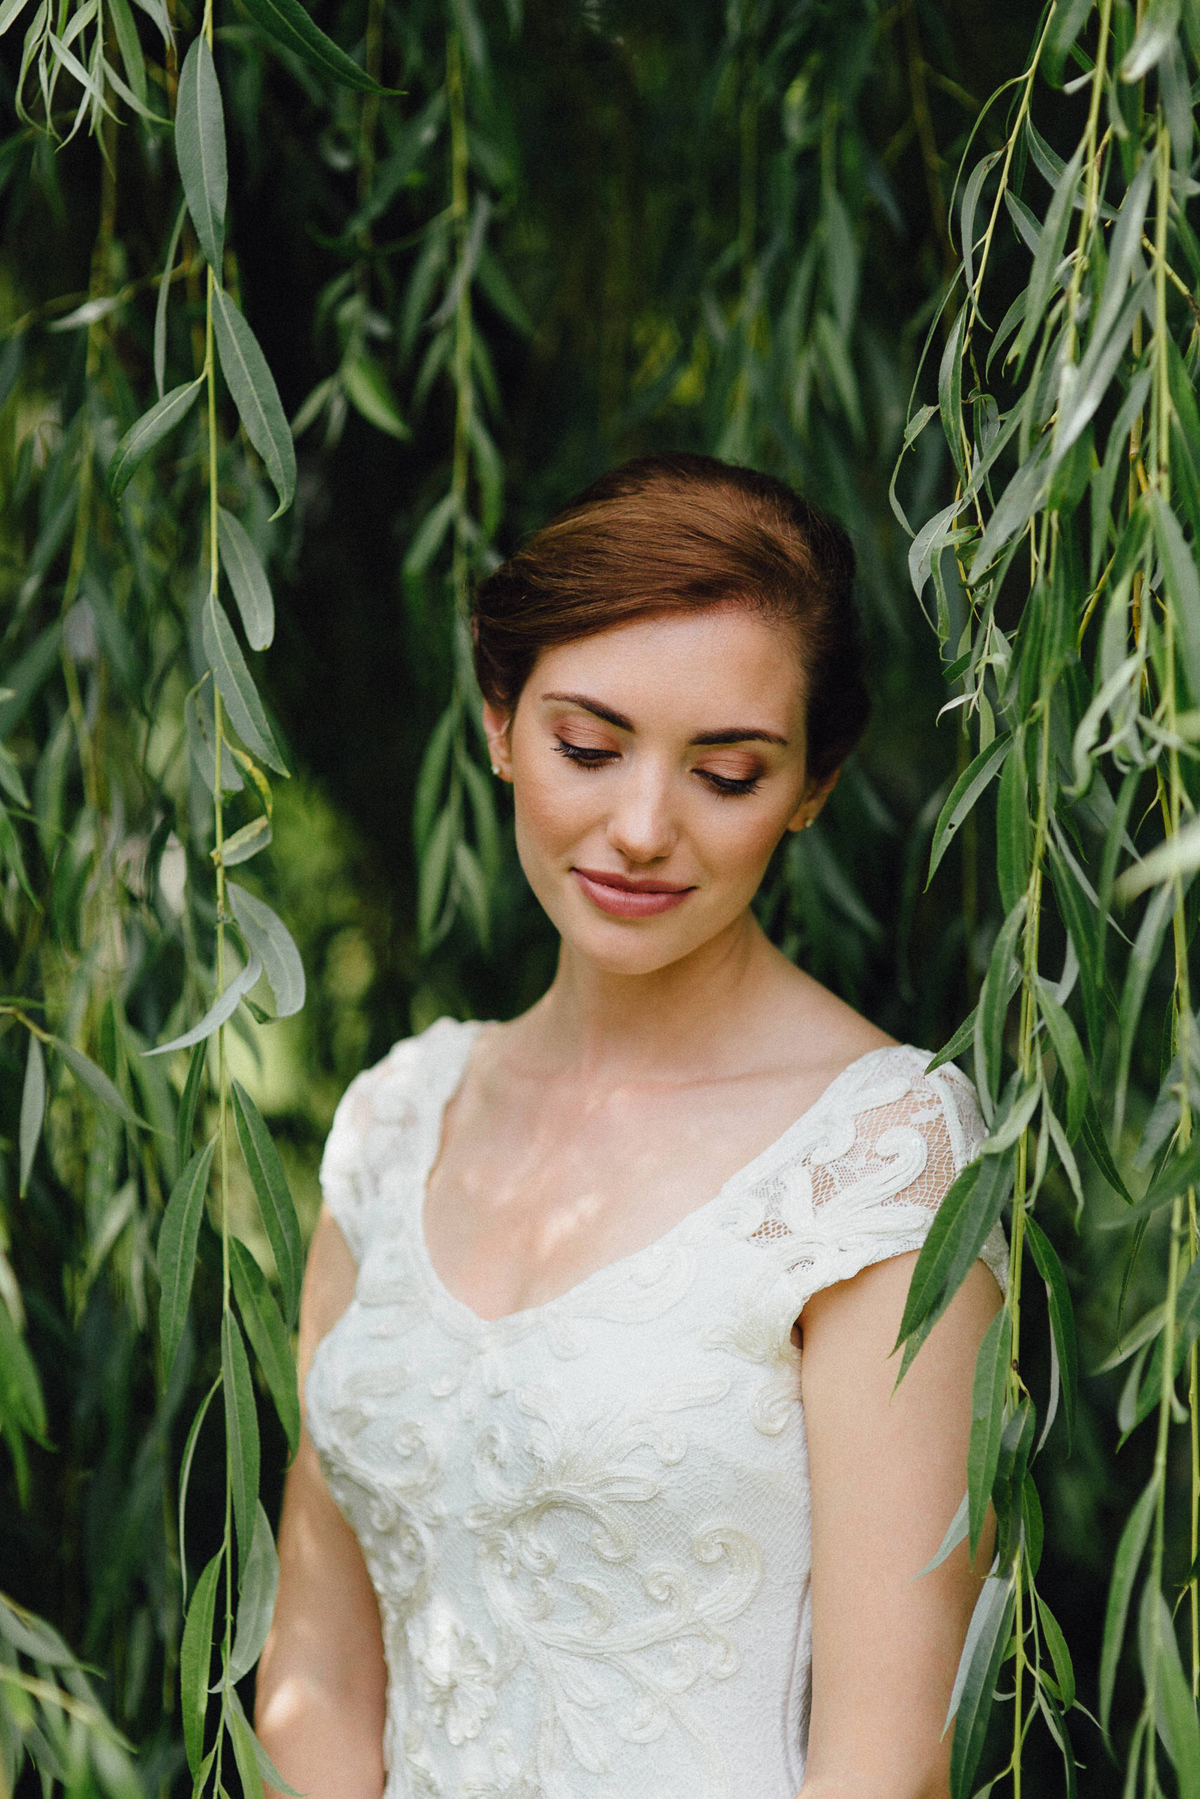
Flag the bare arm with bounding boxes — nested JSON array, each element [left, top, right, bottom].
[[256, 1211, 387, 1799], [797, 1251, 1002, 1799]]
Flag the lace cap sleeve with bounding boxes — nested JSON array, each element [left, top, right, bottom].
[[318, 1020, 459, 1263], [318, 1066, 380, 1262], [749, 1048, 1008, 1316]]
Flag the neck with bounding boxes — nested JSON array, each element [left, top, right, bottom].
[[535, 908, 777, 1082]]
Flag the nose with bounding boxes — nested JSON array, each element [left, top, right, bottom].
[[605, 758, 678, 865]]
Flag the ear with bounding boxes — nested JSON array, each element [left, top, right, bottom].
[[482, 699, 514, 782], [786, 765, 840, 834]]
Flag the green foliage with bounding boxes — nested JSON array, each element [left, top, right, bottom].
[[896, 1, 1200, 1787], [1, 0, 1196, 1795]]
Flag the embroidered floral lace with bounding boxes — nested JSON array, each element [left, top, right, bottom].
[[306, 1017, 1007, 1799]]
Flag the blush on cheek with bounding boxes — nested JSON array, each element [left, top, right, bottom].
[[708, 808, 798, 884]]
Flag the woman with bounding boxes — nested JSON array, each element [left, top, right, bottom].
[[257, 454, 1006, 1799]]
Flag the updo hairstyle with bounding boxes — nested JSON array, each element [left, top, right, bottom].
[[471, 453, 869, 784]]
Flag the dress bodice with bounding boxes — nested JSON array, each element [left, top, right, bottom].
[[305, 1017, 1007, 1799]]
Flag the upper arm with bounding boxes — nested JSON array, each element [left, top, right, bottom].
[[255, 1212, 386, 1779], [797, 1251, 1002, 1798]]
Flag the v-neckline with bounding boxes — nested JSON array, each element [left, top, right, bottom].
[[410, 1017, 911, 1332]]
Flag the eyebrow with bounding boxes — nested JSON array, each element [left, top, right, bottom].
[[540, 691, 789, 748]]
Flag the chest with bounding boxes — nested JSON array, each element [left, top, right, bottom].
[[422, 1071, 829, 1323]]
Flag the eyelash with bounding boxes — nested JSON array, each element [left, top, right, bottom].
[[553, 739, 762, 797]]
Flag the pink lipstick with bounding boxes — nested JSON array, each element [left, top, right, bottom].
[[571, 868, 695, 918]]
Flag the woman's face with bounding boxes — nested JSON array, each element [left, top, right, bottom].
[[484, 606, 835, 977]]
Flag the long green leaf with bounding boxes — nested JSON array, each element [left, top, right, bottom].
[[52, 1037, 143, 1127], [896, 1147, 1015, 1378], [1026, 1216, 1079, 1454], [1056, 279, 1151, 462], [226, 1683, 264, 1799], [1116, 814, 1200, 903], [229, 1500, 279, 1679], [967, 1305, 1011, 1557], [1080, 1096, 1134, 1204], [237, 0, 394, 92], [926, 1006, 978, 1075], [178, 1372, 221, 1607], [1114, 884, 1175, 1133], [1149, 491, 1200, 706], [227, 1687, 302, 1797], [938, 303, 968, 481], [177, 1038, 207, 1172], [221, 1309, 260, 1566], [174, 34, 226, 274], [217, 508, 275, 651], [1046, 0, 1100, 81], [1037, 986, 1088, 1141], [1015, 142, 1084, 366], [1037, 1592, 1076, 1711], [230, 1236, 300, 1456], [976, 897, 1026, 1108], [0, 803, 35, 906], [1100, 1475, 1159, 1734], [991, 1399, 1036, 1570], [996, 728, 1031, 914], [948, 1574, 1017, 1798], [154, 198, 187, 400], [1047, 842, 1106, 1059], [231, 1080, 303, 1323], [18, 1031, 45, 1197], [1140, 1581, 1200, 1797], [157, 1138, 217, 1381], [219, 815, 272, 866], [227, 882, 305, 1017], [1121, 0, 1183, 78], [0, 1297, 47, 1444], [211, 286, 296, 518], [343, 354, 410, 439], [918, 1491, 970, 1578], [927, 733, 1012, 890], [1131, 1257, 1200, 1430], [201, 595, 288, 775], [108, 377, 203, 500], [180, 1551, 220, 1776], [144, 951, 262, 1056]]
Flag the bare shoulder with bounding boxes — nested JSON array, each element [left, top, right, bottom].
[[760, 941, 896, 1083]]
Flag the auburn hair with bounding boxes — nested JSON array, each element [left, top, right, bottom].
[[471, 453, 869, 782]]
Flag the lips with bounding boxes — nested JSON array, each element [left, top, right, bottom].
[[571, 867, 695, 919]]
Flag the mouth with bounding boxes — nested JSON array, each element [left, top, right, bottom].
[[571, 867, 696, 919]]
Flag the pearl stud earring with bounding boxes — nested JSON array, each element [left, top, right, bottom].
[[490, 763, 499, 775]]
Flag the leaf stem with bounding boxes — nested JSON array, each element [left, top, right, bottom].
[[961, 8, 1055, 354]]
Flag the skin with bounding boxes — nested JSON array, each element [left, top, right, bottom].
[[257, 604, 1000, 1799]]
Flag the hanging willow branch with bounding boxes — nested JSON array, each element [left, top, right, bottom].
[[0, 0, 386, 1786], [897, 2, 1200, 1791]]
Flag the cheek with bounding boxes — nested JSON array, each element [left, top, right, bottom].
[[509, 747, 594, 862], [701, 804, 792, 884]]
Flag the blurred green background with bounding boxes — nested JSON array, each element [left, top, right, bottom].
[[0, 1, 1180, 1792]]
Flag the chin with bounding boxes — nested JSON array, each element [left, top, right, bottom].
[[546, 885, 746, 977]]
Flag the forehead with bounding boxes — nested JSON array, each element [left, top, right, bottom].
[[524, 607, 807, 729]]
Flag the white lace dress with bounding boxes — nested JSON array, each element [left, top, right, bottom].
[[306, 1016, 1007, 1799]]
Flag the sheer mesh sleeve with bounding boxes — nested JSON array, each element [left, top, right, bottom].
[[742, 1052, 1007, 1317]]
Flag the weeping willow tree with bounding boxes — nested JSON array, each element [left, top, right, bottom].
[[1, 0, 1195, 1796], [896, 2, 1200, 1792]]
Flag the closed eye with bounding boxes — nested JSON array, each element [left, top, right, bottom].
[[555, 739, 617, 769], [699, 769, 762, 796], [555, 738, 762, 795]]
